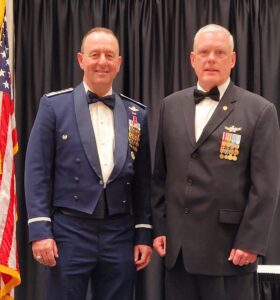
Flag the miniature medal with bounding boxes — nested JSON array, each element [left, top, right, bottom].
[[219, 126, 242, 161]]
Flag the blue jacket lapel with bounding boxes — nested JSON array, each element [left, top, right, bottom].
[[74, 83, 102, 179], [108, 94, 128, 183]]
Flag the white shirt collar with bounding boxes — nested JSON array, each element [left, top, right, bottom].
[[197, 77, 230, 100]]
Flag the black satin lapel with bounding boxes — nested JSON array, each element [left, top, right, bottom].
[[74, 84, 102, 178], [195, 82, 236, 150], [182, 91, 196, 148], [107, 95, 128, 182]]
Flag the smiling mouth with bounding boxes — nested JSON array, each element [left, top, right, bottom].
[[95, 71, 110, 76], [204, 70, 219, 76]]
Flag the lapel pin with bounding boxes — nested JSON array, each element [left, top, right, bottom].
[[131, 151, 135, 160], [223, 106, 228, 111]]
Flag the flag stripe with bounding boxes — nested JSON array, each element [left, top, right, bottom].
[[1, 164, 15, 266], [0, 93, 10, 178], [0, 5, 21, 297]]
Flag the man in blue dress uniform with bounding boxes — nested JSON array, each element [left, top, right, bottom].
[[25, 27, 152, 300]]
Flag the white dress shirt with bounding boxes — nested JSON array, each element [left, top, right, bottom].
[[195, 78, 230, 141], [84, 83, 115, 185]]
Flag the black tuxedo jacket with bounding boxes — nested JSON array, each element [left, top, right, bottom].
[[152, 82, 280, 276]]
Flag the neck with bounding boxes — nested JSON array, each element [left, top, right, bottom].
[[198, 78, 230, 92], [198, 83, 217, 92], [84, 80, 112, 97]]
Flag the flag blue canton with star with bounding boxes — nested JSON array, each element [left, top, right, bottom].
[[0, 17, 11, 95]]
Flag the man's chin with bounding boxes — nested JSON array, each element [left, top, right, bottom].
[[93, 78, 110, 85], [200, 77, 221, 89]]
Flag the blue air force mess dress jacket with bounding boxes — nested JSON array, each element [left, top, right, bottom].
[[25, 83, 152, 246], [152, 82, 280, 276]]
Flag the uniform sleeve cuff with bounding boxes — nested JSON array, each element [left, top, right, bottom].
[[28, 219, 53, 242], [134, 227, 153, 246]]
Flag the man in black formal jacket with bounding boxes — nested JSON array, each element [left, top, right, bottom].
[[152, 24, 280, 300]]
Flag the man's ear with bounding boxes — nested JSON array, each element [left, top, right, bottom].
[[77, 52, 84, 70], [117, 55, 122, 72], [231, 52, 236, 69], [190, 51, 195, 69]]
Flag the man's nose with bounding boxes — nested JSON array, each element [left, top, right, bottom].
[[98, 54, 107, 65], [207, 52, 215, 61]]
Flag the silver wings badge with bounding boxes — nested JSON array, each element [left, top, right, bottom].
[[224, 125, 242, 133]]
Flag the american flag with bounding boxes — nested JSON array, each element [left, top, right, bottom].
[[0, 6, 21, 299]]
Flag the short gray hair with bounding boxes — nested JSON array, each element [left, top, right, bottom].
[[193, 24, 234, 51]]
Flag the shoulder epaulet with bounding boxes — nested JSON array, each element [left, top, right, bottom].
[[45, 88, 74, 97], [120, 93, 146, 109]]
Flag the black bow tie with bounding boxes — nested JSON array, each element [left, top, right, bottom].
[[193, 86, 220, 104], [87, 91, 115, 109]]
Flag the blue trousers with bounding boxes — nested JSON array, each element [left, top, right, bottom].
[[45, 211, 136, 300]]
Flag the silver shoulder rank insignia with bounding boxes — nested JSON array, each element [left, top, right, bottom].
[[129, 106, 139, 112], [120, 93, 146, 109], [46, 88, 73, 97], [225, 125, 242, 133]]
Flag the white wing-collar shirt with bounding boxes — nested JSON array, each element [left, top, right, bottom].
[[83, 82, 115, 186], [195, 77, 230, 141]]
